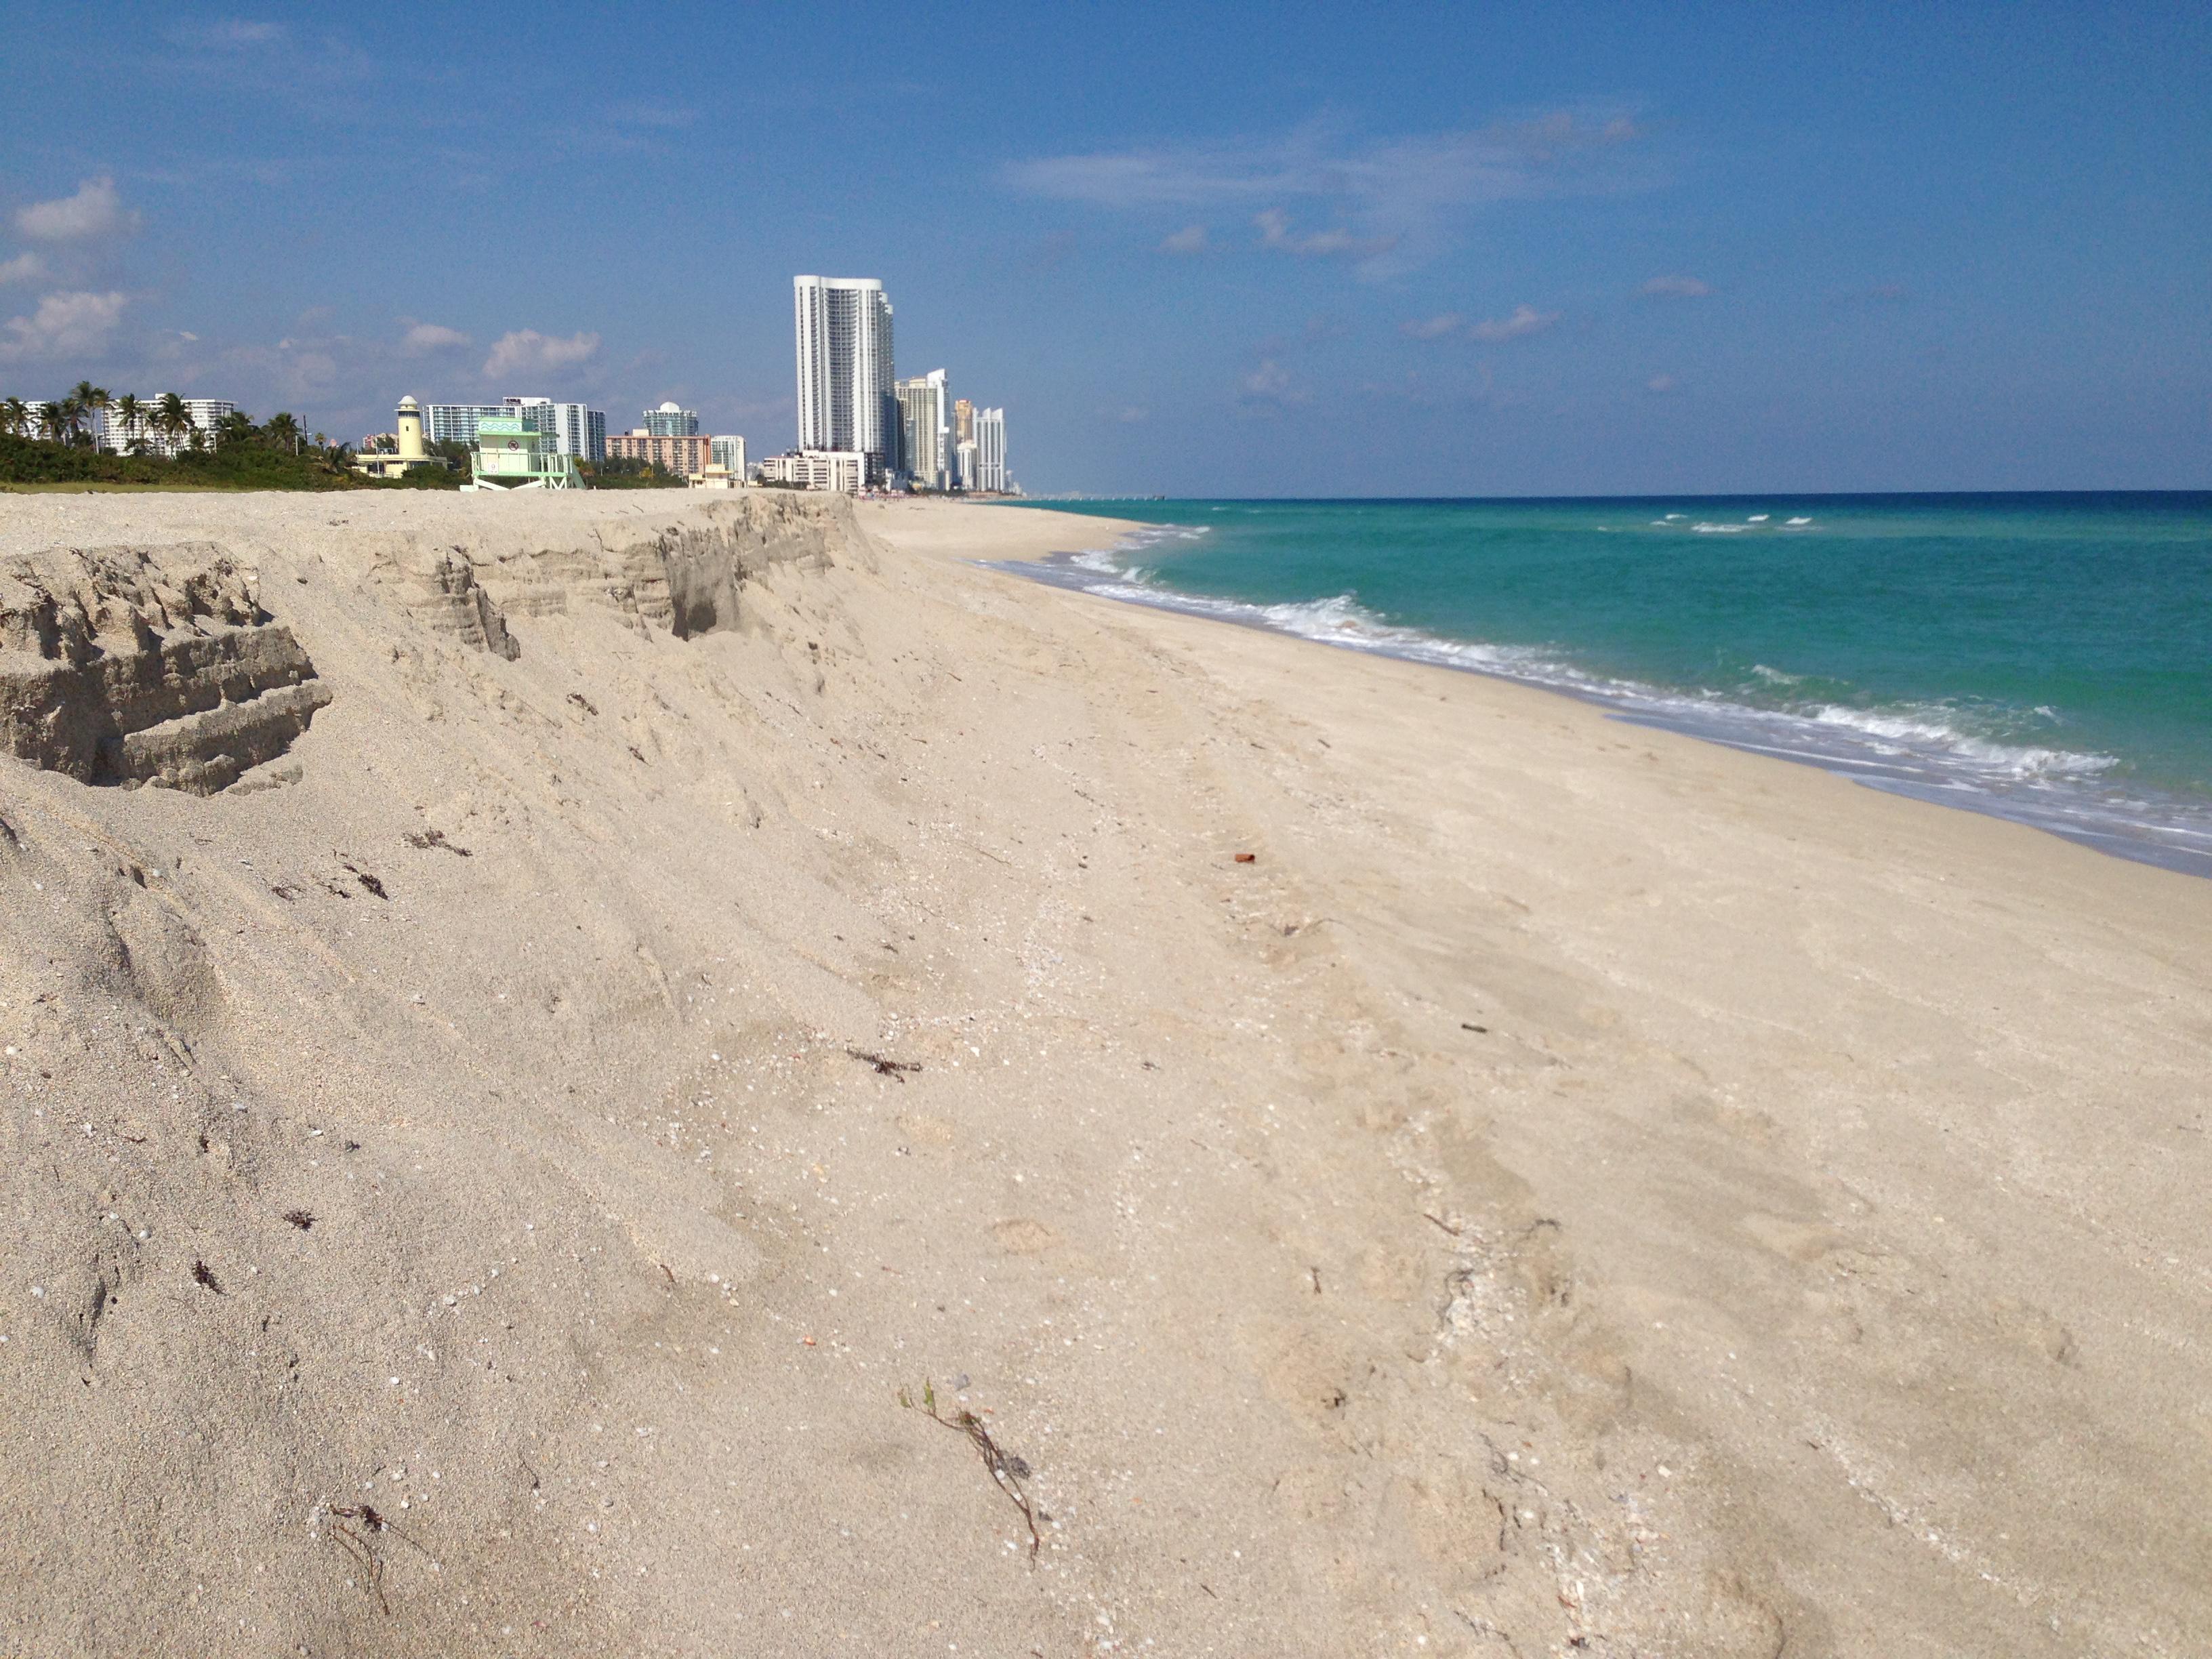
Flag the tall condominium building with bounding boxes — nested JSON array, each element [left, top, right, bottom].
[[953, 397, 975, 447], [424, 403, 506, 446], [642, 401, 699, 438], [895, 369, 950, 490], [794, 276, 895, 483], [506, 397, 607, 462], [709, 435, 746, 474], [98, 396, 236, 455], [974, 406, 1007, 493], [954, 438, 977, 492]]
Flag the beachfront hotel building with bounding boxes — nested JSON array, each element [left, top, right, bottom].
[[794, 276, 895, 484], [642, 401, 699, 438], [758, 449, 866, 495], [424, 403, 505, 446], [505, 397, 607, 462], [710, 434, 745, 474], [96, 396, 236, 455], [428, 400, 606, 459], [974, 405, 1006, 493], [606, 430, 712, 474], [895, 369, 950, 490]]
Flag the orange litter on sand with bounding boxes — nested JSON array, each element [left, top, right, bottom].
[[1234, 853, 1256, 863]]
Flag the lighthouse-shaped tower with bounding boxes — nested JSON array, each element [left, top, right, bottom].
[[395, 395, 427, 459], [350, 394, 452, 478]]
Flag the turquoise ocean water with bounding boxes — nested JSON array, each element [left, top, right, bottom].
[[996, 495, 2212, 877]]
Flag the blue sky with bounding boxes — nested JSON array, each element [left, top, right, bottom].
[[2, 2, 2207, 495]]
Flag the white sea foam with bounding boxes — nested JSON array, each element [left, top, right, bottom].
[[1804, 704, 2118, 781], [1748, 514, 1769, 523], [993, 525, 2212, 874]]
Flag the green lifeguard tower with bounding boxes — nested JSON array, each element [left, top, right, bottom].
[[464, 414, 582, 491]]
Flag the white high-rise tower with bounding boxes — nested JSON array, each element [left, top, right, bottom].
[[895, 369, 950, 490], [974, 406, 1007, 493], [794, 276, 895, 483]]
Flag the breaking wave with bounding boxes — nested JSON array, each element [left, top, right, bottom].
[[993, 529, 2212, 877]]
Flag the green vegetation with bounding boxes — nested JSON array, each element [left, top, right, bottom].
[[579, 455, 684, 489], [0, 391, 461, 491], [0, 430, 385, 491]]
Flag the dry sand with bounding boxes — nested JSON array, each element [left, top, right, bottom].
[[0, 489, 2206, 1656]]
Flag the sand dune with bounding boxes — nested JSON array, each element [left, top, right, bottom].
[[0, 491, 2205, 1656]]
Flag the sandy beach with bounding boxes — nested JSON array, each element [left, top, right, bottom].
[[1, 490, 2207, 1656]]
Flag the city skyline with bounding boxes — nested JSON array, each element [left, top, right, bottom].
[[1, 5, 2205, 494]]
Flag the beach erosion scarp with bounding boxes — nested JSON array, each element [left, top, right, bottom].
[[0, 491, 2206, 1656]]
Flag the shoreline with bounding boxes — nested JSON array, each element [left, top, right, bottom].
[[980, 524, 2212, 880]]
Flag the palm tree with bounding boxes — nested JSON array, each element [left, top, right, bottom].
[[155, 392, 190, 457], [70, 381, 110, 449], [215, 410, 254, 451], [43, 400, 75, 446], [0, 396, 26, 438], [266, 411, 302, 455], [112, 393, 142, 453]]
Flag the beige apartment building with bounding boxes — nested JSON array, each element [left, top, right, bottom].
[[606, 430, 712, 474]]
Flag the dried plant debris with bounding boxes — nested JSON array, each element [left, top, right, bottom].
[[323, 1504, 390, 1615], [192, 1259, 223, 1293], [847, 1048, 922, 1081], [899, 1379, 1044, 1559], [403, 828, 472, 857], [283, 1209, 316, 1231], [344, 861, 388, 899]]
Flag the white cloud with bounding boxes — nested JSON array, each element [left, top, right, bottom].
[[17, 177, 138, 242], [1158, 224, 1209, 254], [1641, 274, 1711, 298], [1237, 358, 1310, 411], [1009, 108, 1651, 274], [481, 329, 600, 380], [178, 19, 287, 47], [1254, 208, 1395, 260], [0, 290, 129, 360], [1471, 304, 1560, 342], [0, 252, 44, 285], [403, 321, 471, 354], [1401, 312, 1464, 340], [1645, 374, 1677, 393]]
